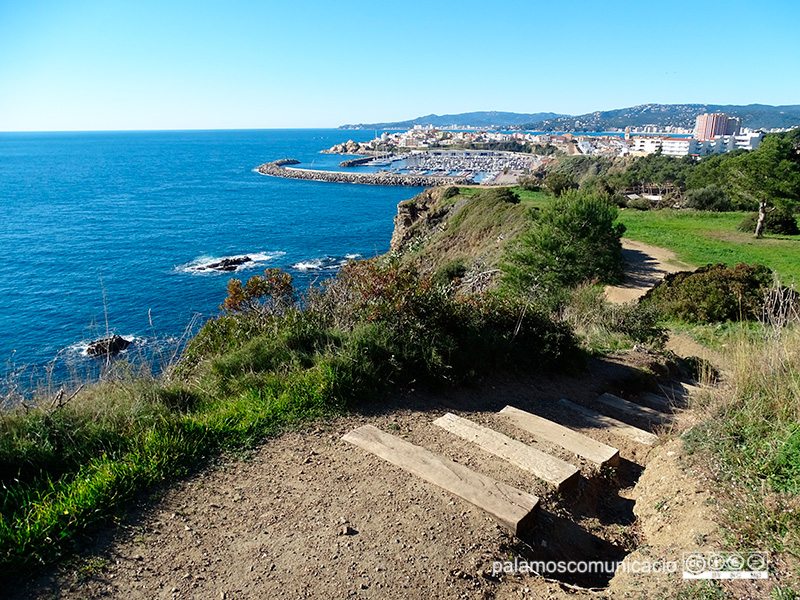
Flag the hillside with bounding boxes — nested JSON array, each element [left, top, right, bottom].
[[520, 103, 800, 131], [339, 110, 564, 130], [388, 186, 534, 291]]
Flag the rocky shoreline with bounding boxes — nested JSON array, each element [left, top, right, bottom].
[[255, 160, 474, 187]]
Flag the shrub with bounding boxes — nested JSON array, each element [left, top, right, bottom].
[[432, 258, 468, 287], [683, 185, 732, 212], [482, 187, 520, 204], [641, 263, 774, 323], [503, 190, 626, 302], [543, 172, 576, 197], [517, 175, 541, 191], [626, 197, 651, 211], [736, 209, 800, 235], [562, 285, 666, 351], [441, 186, 460, 199]]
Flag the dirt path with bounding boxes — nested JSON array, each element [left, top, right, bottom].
[[604, 239, 694, 304], [11, 352, 690, 600]]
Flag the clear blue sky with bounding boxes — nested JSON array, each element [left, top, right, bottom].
[[1, 0, 798, 131]]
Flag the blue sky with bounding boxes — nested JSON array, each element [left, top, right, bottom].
[[1, 0, 798, 131]]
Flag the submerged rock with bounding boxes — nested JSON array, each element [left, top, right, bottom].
[[87, 335, 131, 356]]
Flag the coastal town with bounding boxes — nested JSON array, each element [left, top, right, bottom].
[[257, 112, 773, 187]]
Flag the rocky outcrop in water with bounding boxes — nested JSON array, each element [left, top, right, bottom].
[[256, 161, 473, 188], [322, 140, 368, 154], [195, 256, 252, 272], [87, 335, 131, 356]]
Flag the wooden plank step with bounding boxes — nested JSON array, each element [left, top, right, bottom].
[[660, 381, 702, 397], [639, 391, 677, 411], [433, 413, 580, 491], [557, 399, 658, 446], [342, 425, 539, 537], [597, 393, 671, 424], [498, 405, 619, 468]]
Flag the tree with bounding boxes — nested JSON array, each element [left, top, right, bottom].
[[728, 136, 800, 238], [503, 190, 626, 301], [543, 171, 576, 197]]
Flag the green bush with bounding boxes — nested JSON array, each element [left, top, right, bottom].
[[737, 209, 800, 235], [562, 285, 666, 351], [626, 197, 651, 211], [432, 258, 468, 287], [684, 185, 732, 212], [482, 187, 520, 204], [543, 171, 576, 197], [503, 190, 626, 302], [641, 263, 774, 323], [441, 186, 460, 199]]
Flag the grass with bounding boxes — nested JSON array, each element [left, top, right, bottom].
[[683, 323, 800, 557], [617, 209, 800, 282]]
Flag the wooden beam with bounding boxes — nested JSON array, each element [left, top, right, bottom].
[[433, 413, 579, 491], [499, 406, 619, 468], [558, 399, 658, 446], [342, 425, 539, 537], [597, 393, 671, 424]]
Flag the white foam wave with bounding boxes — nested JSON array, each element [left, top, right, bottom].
[[178, 251, 285, 274], [291, 254, 362, 272]]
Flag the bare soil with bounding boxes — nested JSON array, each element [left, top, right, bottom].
[[11, 350, 700, 600], [604, 238, 694, 304]]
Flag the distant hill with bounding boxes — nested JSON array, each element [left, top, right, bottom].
[[520, 104, 800, 131], [339, 111, 565, 130]]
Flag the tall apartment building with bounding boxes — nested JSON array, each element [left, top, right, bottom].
[[694, 113, 742, 141]]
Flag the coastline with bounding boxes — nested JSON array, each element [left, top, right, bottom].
[[255, 160, 474, 187]]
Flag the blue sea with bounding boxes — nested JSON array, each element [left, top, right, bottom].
[[0, 129, 423, 396]]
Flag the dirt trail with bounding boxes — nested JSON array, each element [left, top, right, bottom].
[[604, 238, 694, 304], [12, 353, 689, 600]]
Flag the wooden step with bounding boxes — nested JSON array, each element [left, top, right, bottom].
[[557, 399, 658, 446], [433, 413, 580, 491], [498, 406, 619, 468], [342, 425, 540, 537], [597, 393, 671, 424], [639, 391, 677, 411], [660, 382, 701, 398]]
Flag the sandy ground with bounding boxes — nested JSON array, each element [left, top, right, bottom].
[[604, 238, 694, 304]]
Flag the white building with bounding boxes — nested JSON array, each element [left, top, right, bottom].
[[661, 137, 699, 157], [632, 137, 663, 154]]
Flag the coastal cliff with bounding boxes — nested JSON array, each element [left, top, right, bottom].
[[388, 186, 531, 290]]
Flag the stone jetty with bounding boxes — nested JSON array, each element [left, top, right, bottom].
[[256, 160, 474, 187]]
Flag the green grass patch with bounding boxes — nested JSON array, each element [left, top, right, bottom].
[[617, 209, 800, 282]]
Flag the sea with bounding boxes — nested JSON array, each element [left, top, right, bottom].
[[0, 129, 424, 398]]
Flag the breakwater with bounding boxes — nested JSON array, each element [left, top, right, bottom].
[[256, 160, 474, 187], [338, 156, 374, 168]]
